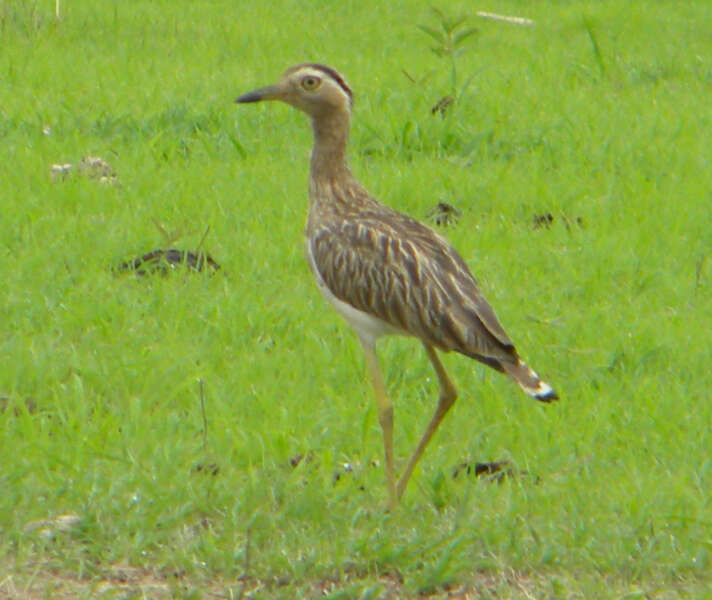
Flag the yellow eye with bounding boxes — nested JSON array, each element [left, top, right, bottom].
[[301, 75, 321, 91]]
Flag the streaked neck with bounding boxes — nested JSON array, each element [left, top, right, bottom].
[[309, 109, 352, 186]]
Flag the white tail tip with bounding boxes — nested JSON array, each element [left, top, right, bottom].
[[502, 359, 559, 402]]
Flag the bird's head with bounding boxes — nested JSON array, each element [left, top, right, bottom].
[[235, 63, 353, 119]]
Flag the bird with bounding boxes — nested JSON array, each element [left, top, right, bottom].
[[235, 63, 558, 507]]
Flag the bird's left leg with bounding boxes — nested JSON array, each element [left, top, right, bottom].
[[396, 344, 457, 499], [358, 336, 398, 509]]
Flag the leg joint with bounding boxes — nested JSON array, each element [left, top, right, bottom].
[[439, 385, 457, 410], [378, 405, 394, 429]]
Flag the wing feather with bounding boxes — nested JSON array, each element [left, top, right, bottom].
[[307, 199, 516, 363]]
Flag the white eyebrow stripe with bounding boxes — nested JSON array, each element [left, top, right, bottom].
[[288, 64, 353, 105]]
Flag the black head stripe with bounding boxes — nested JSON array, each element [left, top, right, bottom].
[[309, 64, 353, 101], [286, 63, 353, 104]]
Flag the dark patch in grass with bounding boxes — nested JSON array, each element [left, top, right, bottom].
[[533, 212, 555, 229], [288, 452, 313, 468], [0, 396, 39, 416], [428, 202, 462, 227], [532, 213, 584, 230], [192, 463, 220, 476], [452, 460, 538, 484], [117, 249, 220, 276], [431, 95, 455, 117]]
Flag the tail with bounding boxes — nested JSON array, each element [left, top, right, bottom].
[[501, 359, 558, 402]]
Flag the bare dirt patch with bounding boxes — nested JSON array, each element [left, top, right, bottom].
[[0, 563, 545, 599]]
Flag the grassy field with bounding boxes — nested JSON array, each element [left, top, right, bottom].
[[1, 0, 711, 597]]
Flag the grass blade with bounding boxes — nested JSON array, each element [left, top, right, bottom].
[[583, 15, 606, 77]]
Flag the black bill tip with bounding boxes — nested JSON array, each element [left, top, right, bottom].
[[234, 91, 263, 103], [234, 84, 282, 104]]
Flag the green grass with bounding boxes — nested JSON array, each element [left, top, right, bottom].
[[1, 0, 711, 597]]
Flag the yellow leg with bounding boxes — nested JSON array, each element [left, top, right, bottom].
[[396, 344, 457, 499], [358, 337, 398, 509]]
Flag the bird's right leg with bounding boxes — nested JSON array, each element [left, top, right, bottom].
[[358, 336, 398, 509], [396, 344, 457, 499]]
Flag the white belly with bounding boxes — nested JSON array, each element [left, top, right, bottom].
[[306, 242, 404, 345]]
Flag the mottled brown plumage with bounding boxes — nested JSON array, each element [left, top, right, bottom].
[[236, 64, 557, 506], [308, 197, 513, 361]]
